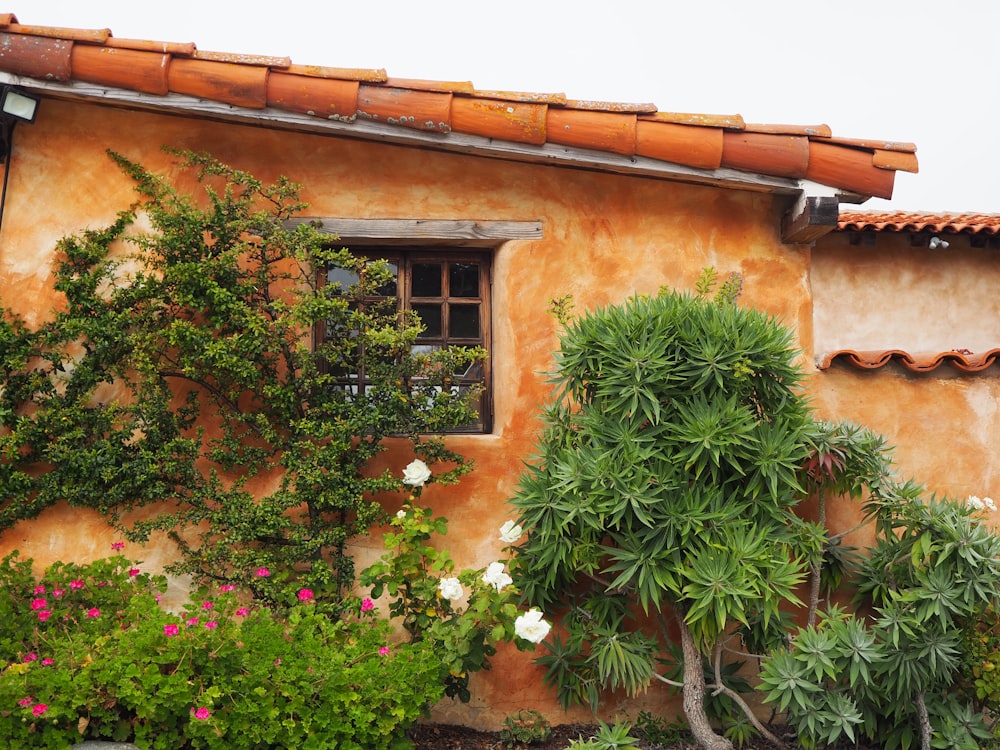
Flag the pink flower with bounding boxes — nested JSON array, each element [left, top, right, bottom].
[[201, 601, 213, 610], [111, 541, 125, 550], [297, 589, 314, 601], [32, 703, 47, 717], [41, 658, 54, 667], [52, 588, 64, 598], [86, 608, 100, 618], [128, 568, 140, 577], [69, 580, 84, 590], [204, 621, 218, 630], [33, 585, 45, 595], [23, 653, 37, 663], [164, 624, 179, 637], [30, 598, 47, 611], [235, 607, 248, 617], [186, 617, 200, 627], [191, 706, 211, 720], [361, 598, 375, 613], [255, 567, 270, 578], [219, 584, 235, 592], [17, 697, 32, 707], [378, 646, 390, 656], [37, 610, 51, 622]]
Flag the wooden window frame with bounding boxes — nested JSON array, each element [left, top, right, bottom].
[[317, 247, 493, 433], [293, 217, 543, 436]]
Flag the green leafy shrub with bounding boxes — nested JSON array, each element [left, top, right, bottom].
[[510, 276, 817, 749], [0, 148, 481, 607], [567, 719, 640, 749], [0, 549, 443, 749], [361, 466, 550, 702], [499, 709, 552, 747], [759, 493, 1000, 750]]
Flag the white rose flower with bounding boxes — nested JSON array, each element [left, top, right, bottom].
[[396, 509, 407, 520], [514, 609, 552, 644], [481, 561, 513, 593], [438, 577, 464, 602], [986, 497, 997, 512], [402, 459, 432, 487], [969, 495, 986, 511], [499, 520, 524, 544]]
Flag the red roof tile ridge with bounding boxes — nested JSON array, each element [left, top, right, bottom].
[[0, 11, 917, 199], [639, 111, 746, 130], [838, 211, 1000, 235], [561, 99, 658, 114], [286, 64, 387, 82], [7, 21, 109, 44], [464, 89, 568, 105], [103, 37, 197, 56], [821, 136, 917, 153], [193, 49, 291, 69], [818, 349, 1000, 373], [744, 122, 832, 138]]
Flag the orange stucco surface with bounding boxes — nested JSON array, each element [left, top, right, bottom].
[[0, 97, 972, 728]]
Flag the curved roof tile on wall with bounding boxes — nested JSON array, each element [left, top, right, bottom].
[[0, 11, 917, 200], [839, 211, 1000, 235], [823, 212, 1000, 375]]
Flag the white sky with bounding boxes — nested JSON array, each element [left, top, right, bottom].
[[22, 0, 1000, 214]]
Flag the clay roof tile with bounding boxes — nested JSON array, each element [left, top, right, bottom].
[[838, 212, 1000, 235], [0, 12, 918, 200]]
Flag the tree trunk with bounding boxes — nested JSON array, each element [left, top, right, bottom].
[[915, 691, 932, 750], [676, 612, 734, 750], [806, 487, 826, 628]]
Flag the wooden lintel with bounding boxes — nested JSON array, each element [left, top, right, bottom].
[[286, 218, 543, 247], [782, 195, 839, 244]]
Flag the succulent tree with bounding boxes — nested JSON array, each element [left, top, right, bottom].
[[510, 273, 817, 750]]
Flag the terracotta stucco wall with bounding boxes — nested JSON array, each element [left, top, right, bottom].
[[0, 97, 814, 727], [809, 232, 1000, 512]]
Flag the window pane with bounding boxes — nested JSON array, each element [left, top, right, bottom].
[[412, 263, 442, 297], [449, 304, 480, 338], [327, 266, 358, 290], [413, 304, 442, 338], [450, 263, 479, 298]]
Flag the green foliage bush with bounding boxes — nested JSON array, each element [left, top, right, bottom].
[[759, 493, 1000, 749], [360, 476, 549, 703], [0, 549, 442, 749], [510, 276, 817, 748], [0, 148, 481, 608]]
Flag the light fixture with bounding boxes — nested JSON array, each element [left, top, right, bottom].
[[928, 236, 950, 250], [0, 85, 40, 238], [0, 87, 39, 124]]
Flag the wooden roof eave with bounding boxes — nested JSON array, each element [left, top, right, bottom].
[[10, 73, 820, 199]]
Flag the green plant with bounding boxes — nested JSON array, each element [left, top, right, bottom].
[[567, 718, 640, 749], [360, 466, 549, 702], [631, 710, 688, 746], [0, 550, 443, 749], [499, 709, 552, 747], [511, 273, 818, 749], [0, 148, 481, 607], [759, 492, 1000, 750]]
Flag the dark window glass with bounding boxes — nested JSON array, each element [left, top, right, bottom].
[[450, 263, 479, 298], [412, 304, 442, 338], [449, 304, 480, 338], [411, 263, 442, 297]]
